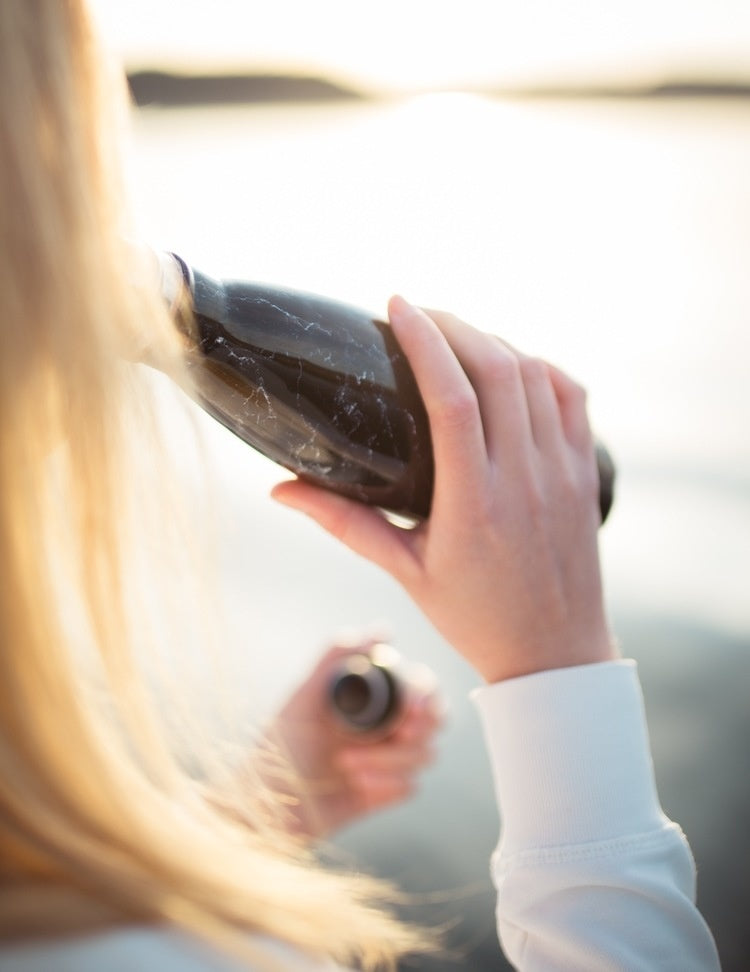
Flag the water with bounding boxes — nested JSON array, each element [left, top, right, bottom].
[[129, 94, 750, 969]]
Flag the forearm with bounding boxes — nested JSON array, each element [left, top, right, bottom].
[[473, 661, 720, 971]]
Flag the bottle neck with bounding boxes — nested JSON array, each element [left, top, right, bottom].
[[161, 251, 200, 345]]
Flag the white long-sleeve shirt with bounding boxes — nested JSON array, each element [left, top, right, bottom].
[[0, 661, 720, 971], [472, 659, 720, 970]]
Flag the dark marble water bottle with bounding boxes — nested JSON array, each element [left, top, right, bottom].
[[169, 256, 615, 524]]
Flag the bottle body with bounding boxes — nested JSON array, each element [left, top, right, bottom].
[[174, 262, 615, 524], [186, 268, 435, 519]]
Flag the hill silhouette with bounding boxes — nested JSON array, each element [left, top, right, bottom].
[[128, 71, 366, 107]]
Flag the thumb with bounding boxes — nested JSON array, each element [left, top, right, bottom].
[[270, 479, 417, 582]]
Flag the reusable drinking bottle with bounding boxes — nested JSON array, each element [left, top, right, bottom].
[[167, 255, 615, 524]]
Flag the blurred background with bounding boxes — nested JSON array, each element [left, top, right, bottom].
[[94, 2, 749, 967]]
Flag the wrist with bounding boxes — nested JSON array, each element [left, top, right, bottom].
[[478, 626, 619, 686]]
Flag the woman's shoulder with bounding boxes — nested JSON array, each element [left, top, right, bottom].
[[0, 927, 342, 971]]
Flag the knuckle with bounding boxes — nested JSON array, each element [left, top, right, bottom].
[[579, 454, 600, 498], [480, 345, 520, 384], [432, 388, 478, 430], [520, 355, 549, 384], [559, 457, 597, 509], [559, 468, 580, 502]]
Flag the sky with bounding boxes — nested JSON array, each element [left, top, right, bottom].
[[92, 0, 750, 92]]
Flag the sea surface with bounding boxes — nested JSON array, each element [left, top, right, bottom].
[[129, 93, 750, 969]]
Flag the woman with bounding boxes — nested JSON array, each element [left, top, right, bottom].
[[0, 1, 720, 969]]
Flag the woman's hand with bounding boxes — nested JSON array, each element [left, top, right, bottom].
[[272, 298, 617, 685], [259, 642, 443, 839]]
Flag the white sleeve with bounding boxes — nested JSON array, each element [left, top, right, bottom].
[[471, 659, 721, 971]]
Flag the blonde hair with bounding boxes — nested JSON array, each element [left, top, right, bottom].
[[0, 1, 429, 967]]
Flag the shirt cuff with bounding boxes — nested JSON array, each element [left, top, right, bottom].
[[471, 660, 667, 857]]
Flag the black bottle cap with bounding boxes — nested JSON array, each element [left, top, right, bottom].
[[328, 652, 400, 734]]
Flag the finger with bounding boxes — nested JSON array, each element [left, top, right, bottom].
[[430, 320, 587, 457], [270, 478, 418, 583], [547, 364, 593, 453], [336, 741, 436, 775], [390, 688, 444, 735], [387, 296, 488, 514], [350, 772, 415, 809], [517, 356, 566, 454], [416, 307, 534, 466]]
